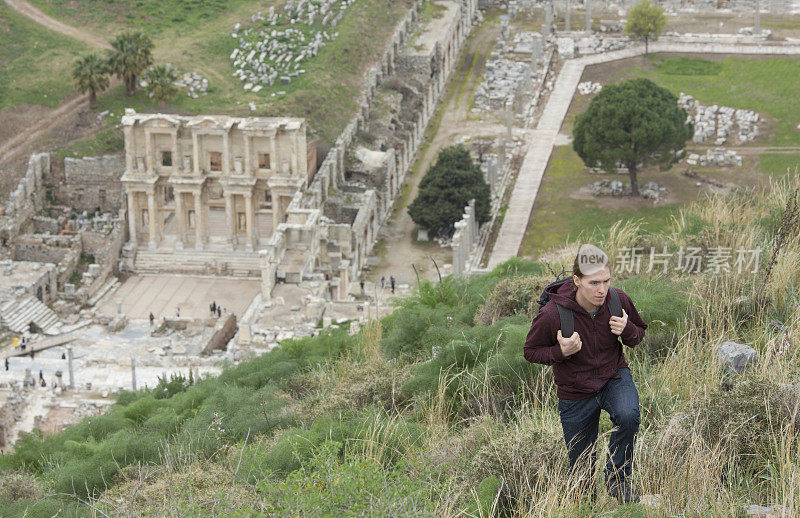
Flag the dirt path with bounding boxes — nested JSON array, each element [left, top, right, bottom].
[[0, 0, 114, 169], [3, 0, 110, 49], [369, 22, 503, 286]]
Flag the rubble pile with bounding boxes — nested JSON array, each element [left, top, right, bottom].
[[685, 148, 743, 167], [229, 0, 355, 90], [174, 71, 209, 98], [592, 180, 667, 201], [679, 93, 760, 145], [577, 81, 602, 95]]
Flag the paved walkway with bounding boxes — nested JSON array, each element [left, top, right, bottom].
[[97, 275, 260, 320], [487, 41, 800, 270]]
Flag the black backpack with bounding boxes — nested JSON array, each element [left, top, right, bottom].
[[537, 270, 622, 338]]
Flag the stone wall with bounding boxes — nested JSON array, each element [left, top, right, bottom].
[[0, 153, 49, 244], [76, 223, 124, 304], [60, 155, 125, 213], [288, 0, 477, 293]]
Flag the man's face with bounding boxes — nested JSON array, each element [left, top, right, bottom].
[[574, 266, 611, 306]]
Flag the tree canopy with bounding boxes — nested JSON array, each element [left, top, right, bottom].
[[408, 145, 491, 236], [572, 78, 692, 196], [625, 0, 667, 54], [143, 64, 179, 105], [107, 31, 154, 96], [72, 53, 109, 109]]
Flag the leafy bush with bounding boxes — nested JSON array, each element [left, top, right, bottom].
[[474, 275, 546, 325]]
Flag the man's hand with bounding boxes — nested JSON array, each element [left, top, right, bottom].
[[557, 330, 582, 357], [609, 309, 628, 336]]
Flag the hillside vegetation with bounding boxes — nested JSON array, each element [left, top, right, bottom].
[[1, 176, 799, 516]]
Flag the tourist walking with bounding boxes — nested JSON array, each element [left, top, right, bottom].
[[149, 312, 155, 326], [523, 245, 647, 504], [390, 276, 396, 294], [381, 276, 385, 289]]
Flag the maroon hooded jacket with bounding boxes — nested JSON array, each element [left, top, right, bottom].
[[523, 281, 647, 400]]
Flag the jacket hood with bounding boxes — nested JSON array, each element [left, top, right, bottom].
[[545, 279, 594, 314]]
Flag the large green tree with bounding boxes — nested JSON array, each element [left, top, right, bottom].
[[408, 145, 491, 236], [625, 0, 667, 55], [572, 78, 692, 197], [143, 64, 179, 105], [107, 31, 153, 96], [72, 53, 109, 109]]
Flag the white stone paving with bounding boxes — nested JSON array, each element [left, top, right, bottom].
[[488, 41, 800, 269]]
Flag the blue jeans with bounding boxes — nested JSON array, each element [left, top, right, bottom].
[[557, 367, 640, 484]]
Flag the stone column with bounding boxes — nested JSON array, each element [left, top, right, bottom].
[[270, 134, 277, 172], [565, 0, 570, 31], [171, 131, 178, 173], [585, 0, 591, 32], [67, 346, 75, 390], [291, 132, 299, 176], [192, 132, 201, 176], [756, 0, 761, 33], [223, 131, 231, 176], [272, 194, 282, 231], [224, 192, 236, 245], [175, 191, 185, 249], [147, 189, 157, 249], [124, 126, 135, 173], [194, 189, 204, 250], [244, 134, 251, 176], [145, 130, 154, 175], [245, 192, 255, 250], [127, 191, 137, 244]]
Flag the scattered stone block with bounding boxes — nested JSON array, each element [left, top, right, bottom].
[[717, 341, 758, 374]]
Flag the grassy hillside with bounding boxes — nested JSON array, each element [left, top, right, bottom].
[[2, 174, 799, 516], [0, 3, 91, 110], [4, 0, 415, 157]]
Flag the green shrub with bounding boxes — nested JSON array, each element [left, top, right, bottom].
[[257, 440, 439, 516], [474, 275, 546, 325]]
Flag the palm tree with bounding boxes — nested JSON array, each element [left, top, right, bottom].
[[143, 64, 179, 105], [107, 31, 153, 96], [72, 53, 109, 109]]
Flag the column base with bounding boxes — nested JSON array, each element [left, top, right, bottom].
[[195, 241, 204, 251], [176, 240, 184, 250], [149, 240, 157, 250]]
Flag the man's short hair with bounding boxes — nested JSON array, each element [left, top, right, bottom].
[[573, 244, 611, 279]]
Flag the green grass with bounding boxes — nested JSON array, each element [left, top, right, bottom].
[[0, 3, 91, 110], [624, 55, 800, 146], [26, 0, 258, 36], [519, 146, 680, 257], [757, 153, 800, 177]]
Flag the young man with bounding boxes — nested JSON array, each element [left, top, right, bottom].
[[523, 245, 647, 503]]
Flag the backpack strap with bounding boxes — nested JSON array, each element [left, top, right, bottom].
[[608, 287, 622, 318], [556, 303, 574, 339]]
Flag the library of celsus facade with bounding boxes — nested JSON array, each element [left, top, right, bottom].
[[121, 111, 309, 253]]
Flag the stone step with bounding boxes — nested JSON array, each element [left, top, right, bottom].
[[133, 248, 262, 277], [87, 277, 121, 307], [0, 295, 62, 335]]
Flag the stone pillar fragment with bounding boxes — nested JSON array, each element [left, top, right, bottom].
[[194, 190, 204, 250], [245, 192, 255, 250], [147, 189, 157, 249], [175, 191, 185, 249]]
